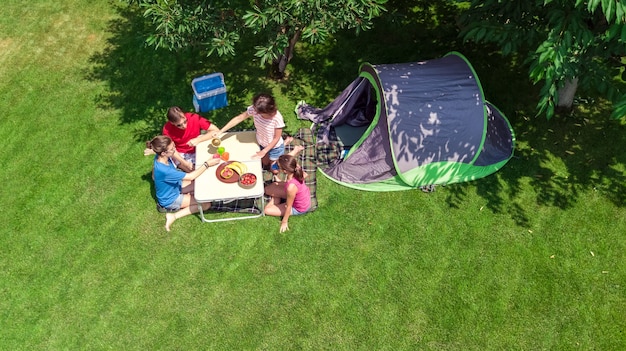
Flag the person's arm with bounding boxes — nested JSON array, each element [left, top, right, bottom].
[[188, 122, 222, 147], [280, 183, 298, 233], [144, 140, 156, 156], [171, 151, 193, 172], [182, 158, 221, 181], [207, 123, 220, 134], [256, 127, 283, 158], [215, 111, 249, 136]]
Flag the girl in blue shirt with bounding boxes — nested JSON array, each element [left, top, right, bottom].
[[150, 135, 220, 231]]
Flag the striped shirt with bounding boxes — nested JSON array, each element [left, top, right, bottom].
[[247, 106, 285, 147]]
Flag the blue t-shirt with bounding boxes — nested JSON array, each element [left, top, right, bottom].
[[153, 157, 186, 207]]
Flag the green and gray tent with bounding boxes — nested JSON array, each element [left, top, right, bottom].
[[296, 52, 515, 191]]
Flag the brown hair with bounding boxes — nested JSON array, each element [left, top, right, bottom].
[[252, 93, 277, 114], [149, 135, 173, 155], [277, 154, 304, 182], [166, 106, 186, 123]]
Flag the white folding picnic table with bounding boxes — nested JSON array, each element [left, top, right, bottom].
[[194, 131, 265, 222]]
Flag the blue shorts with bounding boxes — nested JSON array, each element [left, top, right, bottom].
[[291, 206, 309, 215], [163, 193, 184, 211], [263, 143, 285, 161]]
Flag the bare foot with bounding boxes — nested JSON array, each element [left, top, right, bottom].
[[292, 144, 304, 154], [284, 136, 294, 145], [165, 213, 176, 232]]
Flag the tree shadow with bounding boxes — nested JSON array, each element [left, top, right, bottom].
[[285, 0, 464, 107], [85, 4, 274, 143], [445, 99, 626, 227], [88, 2, 626, 226], [286, 0, 626, 225]]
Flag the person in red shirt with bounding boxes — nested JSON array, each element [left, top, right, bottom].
[[145, 106, 220, 172]]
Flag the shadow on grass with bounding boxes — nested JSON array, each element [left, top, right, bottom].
[[445, 104, 626, 226], [141, 170, 157, 204], [284, 0, 465, 107], [85, 4, 275, 143], [88, 1, 626, 226]]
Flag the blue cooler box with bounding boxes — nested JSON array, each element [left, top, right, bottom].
[[192, 73, 228, 112]]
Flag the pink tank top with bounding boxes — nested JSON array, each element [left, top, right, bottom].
[[285, 178, 311, 212]]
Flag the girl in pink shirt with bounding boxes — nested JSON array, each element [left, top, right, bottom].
[[264, 145, 310, 233]]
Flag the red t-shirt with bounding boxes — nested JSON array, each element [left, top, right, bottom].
[[162, 112, 211, 154]]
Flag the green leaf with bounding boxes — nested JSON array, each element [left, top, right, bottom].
[[476, 27, 487, 41], [564, 30, 573, 48], [588, 0, 601, 13], [617, 2, 625, 22], [602, 0, 615, 23], [610, 95, 626, 119], [607, 24, 620, 40], [502, 41, 512, 55], [243, 10, 267, 28], [463, 27, 480, 42], [538, 46, 555, 63], [529, 61, 546, 82]]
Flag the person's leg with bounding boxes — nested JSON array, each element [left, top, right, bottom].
[[264, 182, 287, 198], [264, 200, 286, 217], [267, 143, 286, 174], [263, 181, 287, 216], [261, 153, 271, 170], [165, 194, 210, 231], [287, 144, 304, 156], [181, 180, 194, 194], [270, 162, 281, 181]]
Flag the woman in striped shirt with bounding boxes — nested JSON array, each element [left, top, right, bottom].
[[214, 93, 291, 171]]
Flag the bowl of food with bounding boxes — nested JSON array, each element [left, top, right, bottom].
[[238, 173, 257, 189]]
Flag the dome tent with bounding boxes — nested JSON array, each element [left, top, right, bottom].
[[296, 52, 515, 191]]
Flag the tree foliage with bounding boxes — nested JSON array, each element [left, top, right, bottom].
[[123, 0, 386, 78], [126, 0, 245, 56], [243, 0, 386, 78], [459, 0, 626, 119]]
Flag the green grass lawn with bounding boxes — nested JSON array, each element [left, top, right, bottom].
[[1, 0, 625, 350]]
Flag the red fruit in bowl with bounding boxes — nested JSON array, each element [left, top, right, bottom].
[[239, 173, 256, 187]]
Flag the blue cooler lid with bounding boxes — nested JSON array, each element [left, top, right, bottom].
[[192, 73, 226, 97]]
